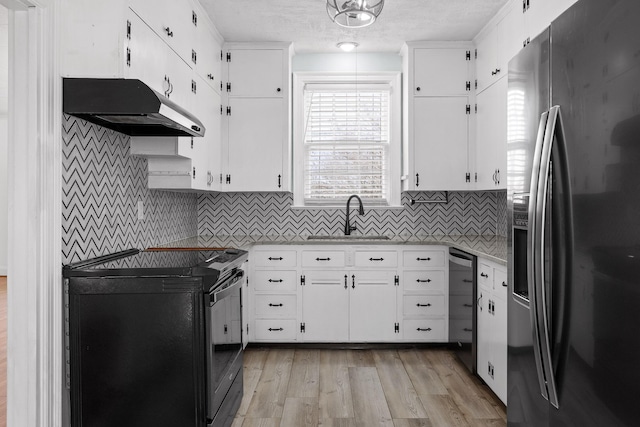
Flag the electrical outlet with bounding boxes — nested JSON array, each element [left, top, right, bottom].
[[137, 200, 144, 220]]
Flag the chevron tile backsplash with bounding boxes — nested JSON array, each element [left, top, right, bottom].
[[198, 191, 506, 237], [62, 115, 198, 263]]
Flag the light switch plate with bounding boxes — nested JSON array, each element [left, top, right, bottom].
[[137, 200, 144, 220]]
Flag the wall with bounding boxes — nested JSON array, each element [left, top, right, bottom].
[[293, 52, 402, 72], [198, 191, 505, 237], [0, 5, 8, 275], [61, 114, 198, 263]]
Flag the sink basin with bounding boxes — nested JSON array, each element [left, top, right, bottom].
[[307, 235, 390, 240]]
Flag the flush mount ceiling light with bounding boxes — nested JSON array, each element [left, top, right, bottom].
[[327, 0, 384, 28], [337, 42, 359, 52]]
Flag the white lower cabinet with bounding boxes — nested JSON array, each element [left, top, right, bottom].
[[249, 245, 450, 344], [400, 247, 449, 342], [477, 258, 508, 404]]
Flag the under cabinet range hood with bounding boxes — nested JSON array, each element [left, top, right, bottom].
[[62, 78, 205, 137]]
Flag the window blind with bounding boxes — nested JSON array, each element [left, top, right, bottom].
[[303, 86, 391, 204]]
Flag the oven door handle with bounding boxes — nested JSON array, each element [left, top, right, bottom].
[[210, 271, 244, 304]]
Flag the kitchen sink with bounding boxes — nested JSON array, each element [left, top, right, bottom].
[[306, 235, 390, 240]]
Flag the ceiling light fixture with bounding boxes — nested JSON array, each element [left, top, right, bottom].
[[326, 0, 384, 28], [337, 42, 359, 52]]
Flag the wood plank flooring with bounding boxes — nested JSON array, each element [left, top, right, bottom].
[[234, 346, 505, 427], [0, 276, 6, 427]]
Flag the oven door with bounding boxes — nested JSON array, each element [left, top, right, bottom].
[[206, 269, 244, 424]]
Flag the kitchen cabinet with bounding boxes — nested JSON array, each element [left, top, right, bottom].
[[475, 1, 521, 94], [300, 248, 398, 342], [399, 248, 449, 342], [221, 43, 292, 192], [475, 76, 507, 189], [250, 249, 299, 342], [402, 42, 474, 191], [521, 0, 579, 47], [301, 269, 398, 342], [476, 258, 507, 404]]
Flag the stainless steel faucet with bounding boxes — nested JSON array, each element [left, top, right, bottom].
[[344, 195, 365, 235]]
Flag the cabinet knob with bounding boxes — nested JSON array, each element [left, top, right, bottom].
[[416, 87, 421, 91], [164, 27, 173, 37], [207, 73, 214, 80], [277, 87, 281, 92], [481, 272, 489, 278]]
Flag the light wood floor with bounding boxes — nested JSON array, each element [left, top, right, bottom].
[[0, 276, 6, 427], [234, 346, 506, 427]]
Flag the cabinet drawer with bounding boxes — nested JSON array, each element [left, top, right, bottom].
[[253, 250, 297, 267], [449, 318, 473, 343], [301, 250, 345, 267], [403, 295, 446, 317], [354, 251, 398, 267], [403, 319, 447, 341], [253, 270, 297, 292], [254, 319, 297, 341], [449, 295, 473, 317], [478, 262, 493, 290], [254, 295, 297, 318], [403, 270, 446, 292], [450, 269, 474, 295], [403, 250, 445, 267]]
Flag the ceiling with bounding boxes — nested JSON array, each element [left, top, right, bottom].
[[200, 0, 509, 54]]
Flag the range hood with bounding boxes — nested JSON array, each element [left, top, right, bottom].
[[63, 78, 205, 137]]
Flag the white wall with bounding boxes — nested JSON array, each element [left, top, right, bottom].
[[0, 5, 8, 276], [293, 52, 402, 72]]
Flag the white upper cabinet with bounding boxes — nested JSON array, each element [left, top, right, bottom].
[[475, 1, 521, 93], [475, 77, 507, 189], [413, 48, 471, 96], [226, 49, 285, 98], [403, 42, 474, 191], [522, 0, 579, 45], [221, 43, 292, 192]]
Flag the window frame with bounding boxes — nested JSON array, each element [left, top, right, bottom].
[[292, 71, 402, 208]]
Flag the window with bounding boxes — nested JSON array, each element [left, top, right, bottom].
[[293, 73, 401, 207]]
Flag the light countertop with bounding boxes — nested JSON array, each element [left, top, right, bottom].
[[149, 234, 507, 265]]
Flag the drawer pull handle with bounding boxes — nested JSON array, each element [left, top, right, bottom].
[[463, 279, 473, 283], [344, 274, 348, 289], [502, 281, 508, 287], [463, 303, 473, 307], [463, 328, 473, 332], [316, 257, 331, 261], [369, 258, 384, 261], [417, 327, 432, 332], [417, 257, 431, 261], [480, 272, 489, 278], [416, 279, 432, 283], [268, 328, 283, 332], [268, 279, 283, 283], [268, 257, 283, 261], [416, 303, 432, 307], [268, 303, 283, 307]]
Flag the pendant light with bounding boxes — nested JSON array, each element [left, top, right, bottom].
[[326, 0, 384, 28]]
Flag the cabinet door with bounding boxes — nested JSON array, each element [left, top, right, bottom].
[[475, 76, 507, 189], [196, 24, 222, 92], [192, 77, 221, 190], [413, 96, 470, 190], [227, 49, 284, 97], [476, 287, 492, 386], [475, 26, 498, 94], [225, 97, 284, 191], [349, 270, 397, 342], [492, 295, 508, 404], [413, 48, 470, 96], [302, 271, 349, 342], [129, 0, 194, 65], [496, 2, 523, 77]]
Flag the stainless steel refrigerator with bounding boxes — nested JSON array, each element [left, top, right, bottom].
[[507, 0, 640, 425]]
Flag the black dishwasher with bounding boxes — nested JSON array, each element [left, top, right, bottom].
[[63, 248, 247, 427], [449, 248, 476, 373]]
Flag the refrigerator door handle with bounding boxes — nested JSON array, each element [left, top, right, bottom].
[[527, 110, 551, 403], [535, 105, 565, 409]]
